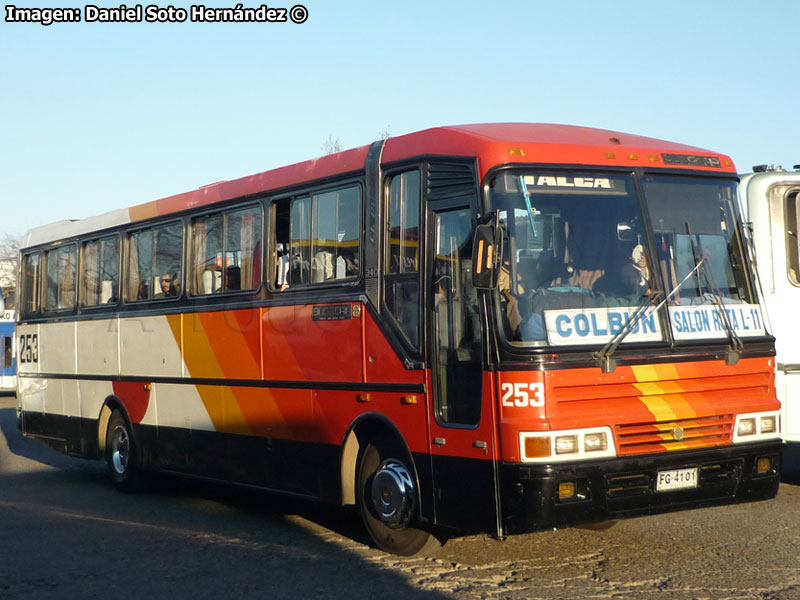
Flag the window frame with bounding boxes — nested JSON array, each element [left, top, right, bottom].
[[784, 189, 800, 287], [123, 219, 185, 304], [42, 243, 78, 314], [382, 167, 423, 353], [268, 181, 363, 293], [19, 251, 42, 319], [188, 202, 264, 297], [80, 233, 122, 309]]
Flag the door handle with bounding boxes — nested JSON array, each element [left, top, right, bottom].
[[433, 437, 446, 447], [473, 440, 488, 455]]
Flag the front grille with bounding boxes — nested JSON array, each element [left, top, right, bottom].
[[615, 414, 734, 456]]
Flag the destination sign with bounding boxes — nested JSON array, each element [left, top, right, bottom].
[[669, 304, 765, 340], [544, 307, 662, 346]]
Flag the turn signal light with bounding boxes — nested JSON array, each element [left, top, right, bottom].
[[524, 436, 551, 459]]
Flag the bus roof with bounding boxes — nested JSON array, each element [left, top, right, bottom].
[[21, 123, 735, 249]]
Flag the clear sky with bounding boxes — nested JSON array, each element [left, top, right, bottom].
[[2, 0, 798, 239]]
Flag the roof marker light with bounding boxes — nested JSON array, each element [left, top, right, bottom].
[[604, 152, 617, 160], [648, 155, 659, 162], [508, 147, 525, 156], [627, 153, 638, 160]]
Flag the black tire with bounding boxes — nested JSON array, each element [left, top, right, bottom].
[[356, 442, 440, 556], [106, 410, 145, 492]]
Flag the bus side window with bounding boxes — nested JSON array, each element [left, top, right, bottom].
[[272, 198, 291, 290], [311, 186, 360, 283], [273, 185, 361, 291], [44, 244, 77, 311], [82, 236, 120, 306], [126, 222, 183, 301], [384, 170, 421, 349], [191, 214, 223, 294], [785, 190, 800, 286], [3, 336, 12, 368], [20, 253, 41, 316]]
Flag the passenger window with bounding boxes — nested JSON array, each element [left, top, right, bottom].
[[20, 253, 41, 315], [126, 222, 183, 301], [272, 185, 361, 289], [44, 244, 77, 311], [190, 206, 262, 295], [3, 336, 11, 368], [384, 170, 421, 349], [785, 190, 800, 286], [82, 236, 120, 306]]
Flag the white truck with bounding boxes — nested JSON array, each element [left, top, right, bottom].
[[739, 165, 800, 476]]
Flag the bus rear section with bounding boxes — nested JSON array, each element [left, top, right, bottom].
[[739, 167, 800, 476]]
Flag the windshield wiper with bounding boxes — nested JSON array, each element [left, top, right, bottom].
[[594, 291, 662, 373], [593, 257, 706, 373], [687, 223, 743, 365], [519, 176, 537, 238]]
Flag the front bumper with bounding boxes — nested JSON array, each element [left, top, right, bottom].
[[500, 441, 782, 534]]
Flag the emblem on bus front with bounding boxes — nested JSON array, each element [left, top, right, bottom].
[[673, 426, 685, 441]]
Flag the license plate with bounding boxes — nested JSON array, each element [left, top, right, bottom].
[[656, 467, 698, 492]]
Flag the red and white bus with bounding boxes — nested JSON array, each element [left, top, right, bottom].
[[16, 123, 782, 555]]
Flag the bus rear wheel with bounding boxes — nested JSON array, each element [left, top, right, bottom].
[[106, 410, 145, 492], [356, 442, 439, 556]]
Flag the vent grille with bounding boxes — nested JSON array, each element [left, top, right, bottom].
[[614, 414, 734, 456], [427, 163, 475, 198]]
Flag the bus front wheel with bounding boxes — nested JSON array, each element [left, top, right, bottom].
[[106, 410, 145, 492], [356, 442, 439, 556]]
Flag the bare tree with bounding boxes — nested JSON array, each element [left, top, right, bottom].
[[322, 135, 342, 155], [377, 127, 391, 140], [0, 233, 20, 308]]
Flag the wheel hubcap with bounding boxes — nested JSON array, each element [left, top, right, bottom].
[[111, 426, 129, 475], [371, 459, 415, 529]]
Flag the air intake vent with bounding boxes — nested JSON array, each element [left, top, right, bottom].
[[427, 162, 476, 198]]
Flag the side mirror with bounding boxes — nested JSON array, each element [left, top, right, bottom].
[[472, 223, 502, 289]]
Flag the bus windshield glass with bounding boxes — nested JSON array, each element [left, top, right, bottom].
[[489, 171, 658, 347], [489, 171, 763, 348], [642, 175, 751, 305]]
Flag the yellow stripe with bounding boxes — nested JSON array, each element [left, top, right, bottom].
[[632, 363, 681, 383], [638, 395, 679, 421], [169, 313, 250, 434]]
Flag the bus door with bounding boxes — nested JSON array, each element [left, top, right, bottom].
[[426, 199, 501, 534]]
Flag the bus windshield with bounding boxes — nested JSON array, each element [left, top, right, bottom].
[[489, 171, 761, 347]]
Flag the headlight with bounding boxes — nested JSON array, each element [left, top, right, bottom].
[[760, 416, 777, 434], [584, 432, 609, 453], [555, 435, 578, 455], [733, 411, 781, 443], [737, 418, 756, 437], [520, 427, 615, 463]]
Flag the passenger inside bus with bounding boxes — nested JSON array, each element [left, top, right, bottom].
[[155, 273, 178, 297], [224, 266, 241, 291]]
